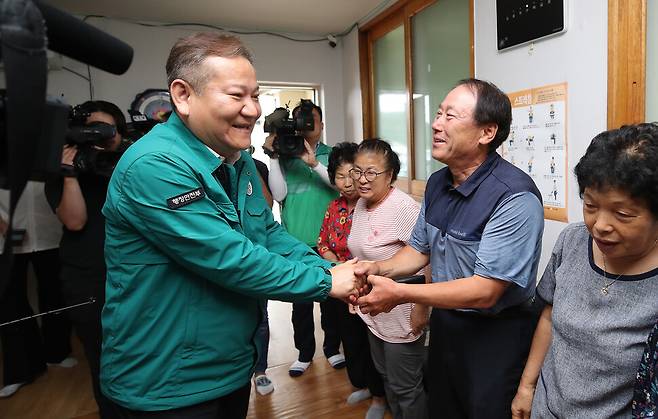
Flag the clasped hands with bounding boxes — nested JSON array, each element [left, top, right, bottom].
[[328, 260, 403, 316]]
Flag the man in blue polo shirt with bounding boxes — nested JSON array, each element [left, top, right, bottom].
[[354, 78, 544, 418]]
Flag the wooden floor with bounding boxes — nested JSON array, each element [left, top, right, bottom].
[[0, 301, 391, 419]]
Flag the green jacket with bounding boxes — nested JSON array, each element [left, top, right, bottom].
[[101, 112, 332, 410]]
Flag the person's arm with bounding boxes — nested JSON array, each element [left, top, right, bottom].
[[356, 192, 543, 314], [409, 265, 432, 335], [115, 153, 357, 302], [263, 133, 287, 202], [300, 140, 333, 188], [311, 162, 333, 188], [358, 268, 509, 314], [511, 305, 553, 419], [355, 245, 429, 279], [55, 146, 87, 231], [268, 158, 287, 202], [352, 198, 432, 296]]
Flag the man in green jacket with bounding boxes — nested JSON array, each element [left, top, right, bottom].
[[101, 32, 359, 418]]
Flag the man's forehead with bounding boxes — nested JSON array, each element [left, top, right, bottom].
[[203, 56, 258, 86], [440, 85, 476, 111]]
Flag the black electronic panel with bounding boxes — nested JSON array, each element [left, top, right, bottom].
[[497, 0, 566, 51]]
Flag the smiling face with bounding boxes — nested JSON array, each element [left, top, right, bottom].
[[430, 85, 491, 168], [334, 162, 358, 201], [583, 187, 658, 265], [172, 56, 261, 157], [353, 152, 393, 205]]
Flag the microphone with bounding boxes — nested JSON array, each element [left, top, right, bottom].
[[35, 1, 133, 75]]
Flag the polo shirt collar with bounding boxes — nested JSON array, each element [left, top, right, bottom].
[[445, 152, 501, 197]]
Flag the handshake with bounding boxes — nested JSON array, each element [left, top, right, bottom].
[[328, 260, 407, 315]]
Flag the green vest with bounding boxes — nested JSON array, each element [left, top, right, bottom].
[[280, 143, 339, 246]]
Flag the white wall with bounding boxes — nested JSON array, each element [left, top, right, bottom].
[[342, 29, 364, 142], [475, 0, 608, 271], [44, 17, 346, 145]]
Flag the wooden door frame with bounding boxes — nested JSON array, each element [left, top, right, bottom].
[[358, 0, 474, 195], [608, 0, 646, 128]]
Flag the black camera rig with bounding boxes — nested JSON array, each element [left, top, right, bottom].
[[263, 99, 315, 158]]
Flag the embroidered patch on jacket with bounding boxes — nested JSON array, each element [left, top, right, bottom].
[[167, 188, 205, 209]]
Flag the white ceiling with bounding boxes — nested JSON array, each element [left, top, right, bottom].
[[46, 0, 394, 37]]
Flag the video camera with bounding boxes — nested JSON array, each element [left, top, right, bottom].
[[263, 99, 315, 158], [64, 104, 130, 178]]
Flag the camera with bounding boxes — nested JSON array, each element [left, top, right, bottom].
[[263, 99, 315, 158], [64, 104, 127, 178]]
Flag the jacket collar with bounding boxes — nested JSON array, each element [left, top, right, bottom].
[[166, 112, 223, 173]]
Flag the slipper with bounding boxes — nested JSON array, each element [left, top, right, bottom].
[[0, 383, 24, 398], [327, 353, 346, 369], [288, 360, 311, 377], [347, 388, 372, 405]]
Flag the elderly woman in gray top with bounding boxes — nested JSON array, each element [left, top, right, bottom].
[[511, 123, 658, 419]]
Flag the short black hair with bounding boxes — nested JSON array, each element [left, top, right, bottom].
[[356, 138, 401, 183], [455, 78, 512, 152], [292, 100, 323, 121], [78, 100, 128, 137], [574, 122, 658, 217], [328, 142, 359, 185]]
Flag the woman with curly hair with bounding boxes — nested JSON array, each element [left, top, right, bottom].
[[512, 123, 658, 418]]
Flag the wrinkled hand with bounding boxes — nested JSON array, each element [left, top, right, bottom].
[[353, 260, 380, 278], [410, 304, 429, 335], [348, 261, 379, 304], [300, 140, 318, 167], [355, 274, 402, 315], [62, 145, 78, 166], [329, 258, 360, 302], [511, 384, 535, 419]]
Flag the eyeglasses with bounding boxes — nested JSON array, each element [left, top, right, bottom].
[[348, 168, 388, 182]]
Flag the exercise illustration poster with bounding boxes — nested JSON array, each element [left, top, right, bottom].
[[500, 82, 568, 222]]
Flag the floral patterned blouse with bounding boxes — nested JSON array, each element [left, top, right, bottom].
[[317, 196, 353, 262], [633, 320, 658, 418]]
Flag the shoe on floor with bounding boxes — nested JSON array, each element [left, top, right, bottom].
[[288, 360, 311, 377], [365, 402, 386, 419], [347, 388, 372, 405], [47, 356, 78, 368], [254, 374, 274, 395], [327, 353, 346, 369], [0, 383, 24, 398]]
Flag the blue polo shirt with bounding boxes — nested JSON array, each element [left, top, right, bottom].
[[409, 152, 544, 314]]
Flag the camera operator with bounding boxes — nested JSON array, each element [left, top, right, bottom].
[[44, 100, 128, 418], [264, 102, 346, 377]]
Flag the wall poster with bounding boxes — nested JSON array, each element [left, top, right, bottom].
[[500, 82, 568, 222]]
